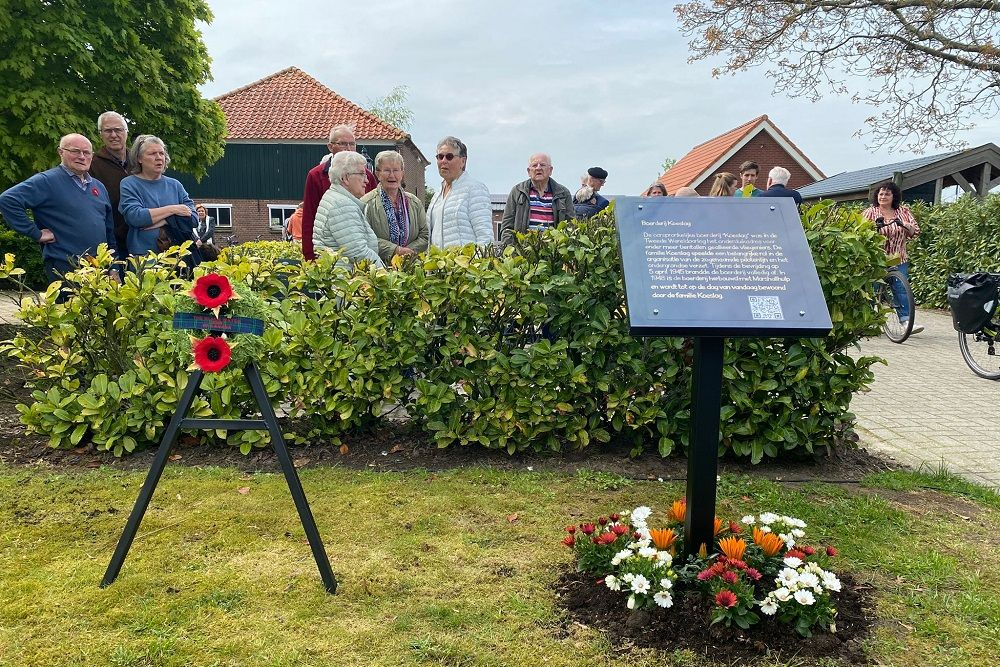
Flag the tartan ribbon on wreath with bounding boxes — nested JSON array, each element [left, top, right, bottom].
[[171, 273, 269, 373]]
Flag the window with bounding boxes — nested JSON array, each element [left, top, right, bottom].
[[201, 204, 232, 228], [268, 204, 298, 232]]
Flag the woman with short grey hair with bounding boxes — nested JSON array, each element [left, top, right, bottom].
[[426, 136, 493, 249], [314, 151, 384, 268], [119, 135, 198, 256], [360, 150, 428, 263]]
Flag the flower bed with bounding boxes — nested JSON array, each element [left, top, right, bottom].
[[558, 501, 875, 661]]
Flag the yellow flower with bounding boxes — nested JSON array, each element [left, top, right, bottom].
[[713, 517, 724, 536], [718, 536, 747, 561]]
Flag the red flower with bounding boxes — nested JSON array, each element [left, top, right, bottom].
[[715, 590, 738, 608], [561, 535, 575, 547], [580, 523, 595, 536], [729, 521, 742, 534], [611, 524, 628, 536], [802, 546, 816, 556], [786, 549, 806, 560], [192, 335, 232, 372], [566, 525, 576, 534], [609, 513, 621, 522], [633, 531, 642, 541], [722, 570, 739, 584], [91, 187, 100, 196], [826, 546, 838, 557], [191, 273, 234, 310], [697, 570, 713, 581], [745, 567, 762, 581], [597, 532, 618, 545]]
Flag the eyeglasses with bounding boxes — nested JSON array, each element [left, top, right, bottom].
[[346, 172, 366, 178], [60, 147, 93, 157], [333, 140, 357, 147], [529, 163, 550, 169], [101, 128, 126, 135], [436, 153, 461, 161]]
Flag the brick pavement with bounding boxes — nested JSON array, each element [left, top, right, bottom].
[[852, 308, 1000, 489]]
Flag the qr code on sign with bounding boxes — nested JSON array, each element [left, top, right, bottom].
[[749, 296, 784, 320]]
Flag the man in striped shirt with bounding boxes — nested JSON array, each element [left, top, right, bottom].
[[499, 153, 574, 248]]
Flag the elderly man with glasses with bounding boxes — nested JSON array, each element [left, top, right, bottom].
[[499, 152, 574, 248], [0, 134, 118, 285], [89, 111, 132, 253], [300, 124, 377, 261]]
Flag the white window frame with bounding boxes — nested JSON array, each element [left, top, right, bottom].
[[267, 204, 298, 233], [202, 203, 233, 229]]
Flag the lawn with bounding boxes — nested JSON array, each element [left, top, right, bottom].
[[2, 461, 999, 666]]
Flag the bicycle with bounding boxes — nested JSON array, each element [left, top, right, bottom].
[[949, 272, 1000, 380], [874, 268, 915, 343]]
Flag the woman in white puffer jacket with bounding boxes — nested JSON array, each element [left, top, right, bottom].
[[426, 136, 494, 249], [314, 151, 384, 269]]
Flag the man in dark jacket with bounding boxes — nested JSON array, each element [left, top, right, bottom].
[[499, 153, 574, 247], [573, 166, 610, 218], [757, 166, 803, 205], [88, 111, 132, 253]]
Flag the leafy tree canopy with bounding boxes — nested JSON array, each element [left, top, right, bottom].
[[675, 0, 1000, 151], [0, 0, 226, 189], [367, 85, 414, 132]]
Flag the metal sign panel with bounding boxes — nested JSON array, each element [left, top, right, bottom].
[[616, 196, 832, 337]]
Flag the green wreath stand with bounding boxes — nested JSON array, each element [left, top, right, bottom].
[[101, 313, 337, 594]]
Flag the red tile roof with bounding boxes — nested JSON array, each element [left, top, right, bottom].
[[658, 115, 824, 193], [215, 67, 407, 142]]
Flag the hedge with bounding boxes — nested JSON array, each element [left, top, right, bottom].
[[0, 228, 46, 290], [0, 203, 886, 462], [907, 195, 1000, 309]]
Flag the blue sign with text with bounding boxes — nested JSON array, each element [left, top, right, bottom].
[[616, 196, 832, 337]]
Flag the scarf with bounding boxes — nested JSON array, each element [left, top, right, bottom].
[[380, 187, 409, 246]]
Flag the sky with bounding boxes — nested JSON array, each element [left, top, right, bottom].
[[197, 0, 1000, 196]]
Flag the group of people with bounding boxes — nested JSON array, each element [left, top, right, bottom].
[[640, 161, 804, 204], [0, 111, 219, 285]]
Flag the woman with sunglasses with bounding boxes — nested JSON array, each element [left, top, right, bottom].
[[426, 136, 494, 249], [313, 151, 384, 269]]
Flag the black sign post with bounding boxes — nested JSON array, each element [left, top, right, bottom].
[[102, 316, 337, 593], [615, 196, 832, 555]]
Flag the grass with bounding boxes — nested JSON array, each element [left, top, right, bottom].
[[1, 461, 999, 666]]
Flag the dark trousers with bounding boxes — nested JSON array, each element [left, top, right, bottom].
[[43, 257, 75, 303]]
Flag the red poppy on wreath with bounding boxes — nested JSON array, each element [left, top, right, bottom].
[[192, 335, 232, 372], [91, 187, 100, 197], [191, 273, 234, 310]]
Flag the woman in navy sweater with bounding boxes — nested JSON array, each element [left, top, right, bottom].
[[119, 135, 198, 256]]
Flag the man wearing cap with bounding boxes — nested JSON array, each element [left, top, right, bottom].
[[499, 152, 574, 248], [573, 166, 610, 218]]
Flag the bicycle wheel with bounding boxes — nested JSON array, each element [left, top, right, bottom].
[[958, 325, 1000, 380], [878, 271, 914, 343]]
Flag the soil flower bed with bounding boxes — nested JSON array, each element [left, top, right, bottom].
[[557, 501, 875, 663]]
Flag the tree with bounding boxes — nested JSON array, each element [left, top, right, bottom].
[[674, 0, 1000, 151], [0, 0, 226, 189], [367, 85, 414, 131]]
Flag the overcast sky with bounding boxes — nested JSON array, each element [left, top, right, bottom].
[[198, 0, 1000, 196]]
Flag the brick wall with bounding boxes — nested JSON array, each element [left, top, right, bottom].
[[213, 199, 297, 244], [398, 142, 427, 199], [695, 131, 819, 195]]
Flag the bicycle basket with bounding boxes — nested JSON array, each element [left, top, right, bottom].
[[947, 272, 999, 333]]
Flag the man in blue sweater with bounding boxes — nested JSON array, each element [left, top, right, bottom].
[[0, 133, 118, 285]]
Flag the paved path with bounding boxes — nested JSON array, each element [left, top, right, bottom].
[[853, 308, 1000, 489]]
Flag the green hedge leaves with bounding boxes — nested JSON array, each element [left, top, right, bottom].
[[2, 205, 885, 461]]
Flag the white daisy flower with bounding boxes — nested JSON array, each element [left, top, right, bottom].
[[653, 591, 673, 608], [759, 525, 772, 534], [773, 587, 792, 602], [778, 568, 799, 587], [783, 556, 804, 568], [791, 528, 805, 538], [659, 578, 673, 590], [741, 515, 756, 525], [622, 573, 635, 584], [797, 572, 820, 589], [611, 549, 633, 566], [779, 533, 795, 548], [630, 574, 651, 595], [638, 546, 657, 559], [657, 551, 673, 565], [604, 575, 620, 591], [821, 572, 842, 592], [760, 599, 778, 615], [627, 594, 637, 610], [759, 512, 779, 524], [794, 589, 816, 606], [631, 506, 652, 525]]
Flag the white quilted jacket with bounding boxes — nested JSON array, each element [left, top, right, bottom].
[[314, 183, 384, 268], [427, 172, 494, 249]]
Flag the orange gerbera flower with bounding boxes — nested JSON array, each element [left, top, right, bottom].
[[713, 517, 724, 536], [718, 536, 747, 561], [668, 500, 687, 523], [753, 527, 785, 557], [649, 528, 677, 551]]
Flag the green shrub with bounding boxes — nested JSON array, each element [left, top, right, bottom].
[[907, 196, 1000, 309], [1, 207, 885, 461], [219, 240, 302, 264], [0, 228, 46, 289]]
